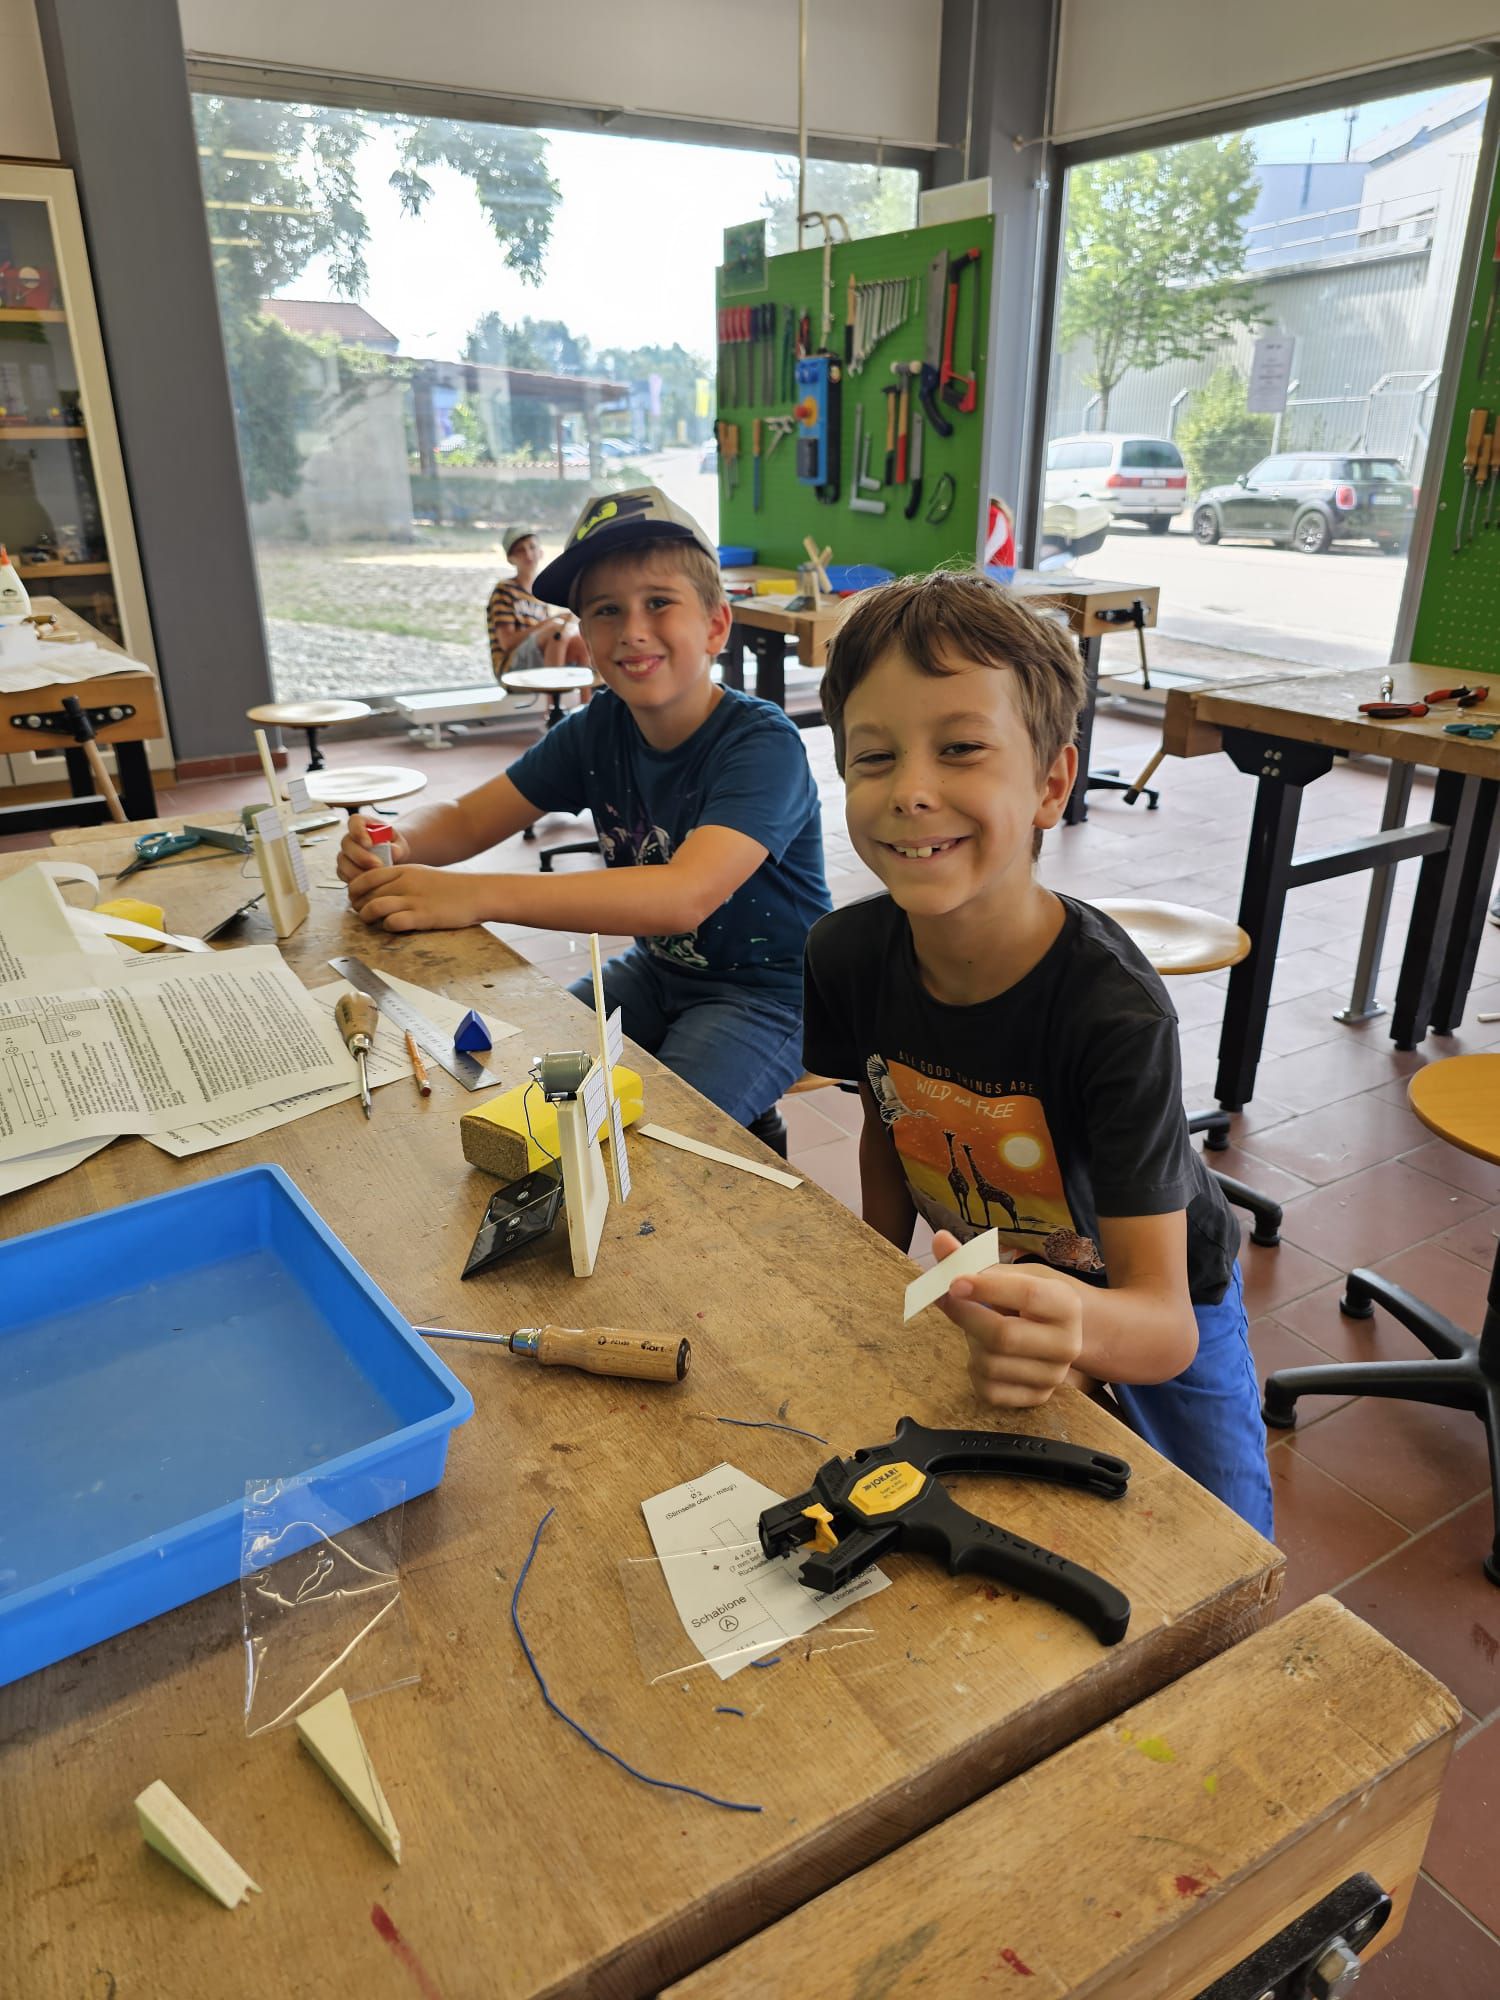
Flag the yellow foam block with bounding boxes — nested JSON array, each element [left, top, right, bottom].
[[754, 576, 796, 594], [94, 898, 166, 951], [461, 1063, 643, 1181]]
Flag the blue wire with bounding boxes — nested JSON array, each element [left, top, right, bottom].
[[715, 1416, 829, 1444], [510, 1508, 763, 1814]]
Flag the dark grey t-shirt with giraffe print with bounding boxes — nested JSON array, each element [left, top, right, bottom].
[[803, 893, 1238, 1304]]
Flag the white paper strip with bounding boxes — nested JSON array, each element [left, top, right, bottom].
[[903, 1228, 1001, 1322], [637, 1122, 801, 1190]]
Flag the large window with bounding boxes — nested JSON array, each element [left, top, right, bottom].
[[1039, 77, 1489, 674], [193, 95, 916, 701]]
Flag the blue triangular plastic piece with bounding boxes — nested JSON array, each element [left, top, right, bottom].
[[454, 1008, 492, 1052]]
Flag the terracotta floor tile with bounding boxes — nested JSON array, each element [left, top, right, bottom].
[[1200, 1143, 1314, 1207], [1238, 1092, 1433, 1188], [1238, 1236, 1341, 1316], [1422, 1715, 1500, 1937], [779, 1090, 852, 1153], [1248, 1315, 1354, 1421], [1337, 1500, 1500, 1716], [1256, 1037, 1428, 1114], [1270, 1251, 1488, 1363], [1401, 1138, 1500, 1205], [1433, 1205, 1500, 1274], [793, 1134, 865, 1213], [1265, 1441, 1410, 1615], [1292, 1391, 1490, 1534], [1277, 1161, 1488, 1271]]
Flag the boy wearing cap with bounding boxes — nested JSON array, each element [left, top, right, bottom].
[[486, 525, 591, 675], [340, 487, 832, 1126]]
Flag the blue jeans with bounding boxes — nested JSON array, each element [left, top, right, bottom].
[[1110, 1264, 1275, 1539], [568, 945, 805, 1126]]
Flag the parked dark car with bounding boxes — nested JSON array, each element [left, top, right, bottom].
[[1192, 453, 1416, 554]]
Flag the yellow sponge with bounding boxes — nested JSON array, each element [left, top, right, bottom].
[[461, 1063, 643, 1181], [94, 898, 166, 951]]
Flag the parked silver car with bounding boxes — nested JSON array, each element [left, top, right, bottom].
[[1044, 433, 1188, 533]]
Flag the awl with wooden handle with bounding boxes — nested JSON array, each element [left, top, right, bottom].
[[334, 990, 379, 1117], [418, 1323, 689, 1382]]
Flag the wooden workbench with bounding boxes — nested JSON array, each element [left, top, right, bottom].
[[0, 832, 1283, 1999], [1176, 662, 1500, 1108], [0, 596, 164, 826]]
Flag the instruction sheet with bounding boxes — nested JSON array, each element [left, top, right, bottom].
[[640, 1462, 889, 1681], [0, 944, 350, 1164]]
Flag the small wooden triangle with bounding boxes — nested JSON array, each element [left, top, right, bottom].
[[296, 1688, 401, 1861], [135, 1779, 261, 1909]]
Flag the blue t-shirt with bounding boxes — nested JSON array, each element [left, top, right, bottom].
[[507, 687, 832, 996]]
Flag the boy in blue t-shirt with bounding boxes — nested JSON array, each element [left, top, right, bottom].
[[338, 488, 831, 1123]]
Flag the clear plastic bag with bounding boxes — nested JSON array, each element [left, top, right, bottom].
[[240, 1472, 416, 1735]]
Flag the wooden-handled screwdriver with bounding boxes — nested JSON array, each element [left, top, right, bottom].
[[1455, 407, 1488, 551], [333, 990, 379, 1117], [418, 1323, 689, 1382], [1473, 426, 1495, 543]]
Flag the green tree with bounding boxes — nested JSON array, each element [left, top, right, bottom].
[[193, 97, 559, 497], [1177, 368, 1273, 495], [463, 313, 592, 375], [1060, 136, 1264, 429], [759, 158, 917, 254]]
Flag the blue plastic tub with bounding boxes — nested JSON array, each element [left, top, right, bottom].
[[0, 1165, 473, 1687], [717, 544, 757, 567], [826, 564, 894, 594]]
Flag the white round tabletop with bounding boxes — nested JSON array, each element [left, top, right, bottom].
[[500, 667, 596, 694], [302, 765, 428, 807], [246, 700, 373, 728]]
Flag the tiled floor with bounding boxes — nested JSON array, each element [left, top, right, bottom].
[[15, 685, 1500, 1984]]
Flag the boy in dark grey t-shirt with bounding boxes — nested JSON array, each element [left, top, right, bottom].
[[805, 571, 1272, 1537]]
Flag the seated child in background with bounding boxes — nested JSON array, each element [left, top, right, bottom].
[[486, 523, 592, 678], [803, 570, 1273, 1537], [340, 488, 832, 1127]]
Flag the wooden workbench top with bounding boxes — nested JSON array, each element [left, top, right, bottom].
[[0, 832, 1282, 1999], [1194, 661, 1500, 777]]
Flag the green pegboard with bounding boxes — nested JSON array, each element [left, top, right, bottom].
[[714, 215, 994, 574], [1410, 153, 1500, 672]]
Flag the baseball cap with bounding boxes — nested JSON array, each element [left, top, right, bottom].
[[534, 487, 718, 608], [502, 524, 540, 556]]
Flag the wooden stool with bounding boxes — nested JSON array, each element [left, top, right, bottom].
[[503, 666, 598, 855], [499, 665, 594, 729], [302, 764, 427, 811], [246, 699, 372, 772], [1266, 1053, 1500, 1584], [1095, 898, 1282, 1247]]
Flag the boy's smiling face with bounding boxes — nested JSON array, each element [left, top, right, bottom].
[[841, 647, 1075, 925], [576, 549, 731, 746]]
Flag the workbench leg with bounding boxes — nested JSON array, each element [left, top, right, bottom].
[[1391, 770, 1476, 1050], [745, 630, 787, 710], [1215, 768, 1306, 1111], [1430, 776, 1500, 1037], [1063, 635, 1101, 826], [63, 745, 95, 802], [720, 624, 747, 693], [1335, 763, 1415, 1024], [113, 739, 159, 820]]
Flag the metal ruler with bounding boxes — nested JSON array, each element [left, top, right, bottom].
[[327, 955, 502, 1091]]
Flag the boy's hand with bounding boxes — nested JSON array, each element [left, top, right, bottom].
[[930, 1229, 1085, 1410], [347, 864, 493, 933], [337, 813, 410, 885]]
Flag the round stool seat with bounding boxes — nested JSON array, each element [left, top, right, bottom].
[[1409, 1054, 1500, 1166], [246, 700, 373, 729], [302, 764, 428, 808], [500, 667, 595, 697], [1093, 898, 1250, 976]]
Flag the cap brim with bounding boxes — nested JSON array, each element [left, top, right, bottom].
[[535, 520, 706, 608]]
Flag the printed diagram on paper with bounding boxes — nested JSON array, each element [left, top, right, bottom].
[[640, 1462, 889, 1681]]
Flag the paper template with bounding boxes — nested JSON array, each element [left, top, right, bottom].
[[903, 1226, 1002, 1322], [0, 945, 351, 1165], [639, 1462, 888, 1682]]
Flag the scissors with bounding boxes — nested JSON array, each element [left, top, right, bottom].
[[113, 830, 203, 881], [1444, 721, 1498, 739]]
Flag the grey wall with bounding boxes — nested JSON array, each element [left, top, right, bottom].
[[35, 0, 272, 762], [934, 0, 1058, 555]]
